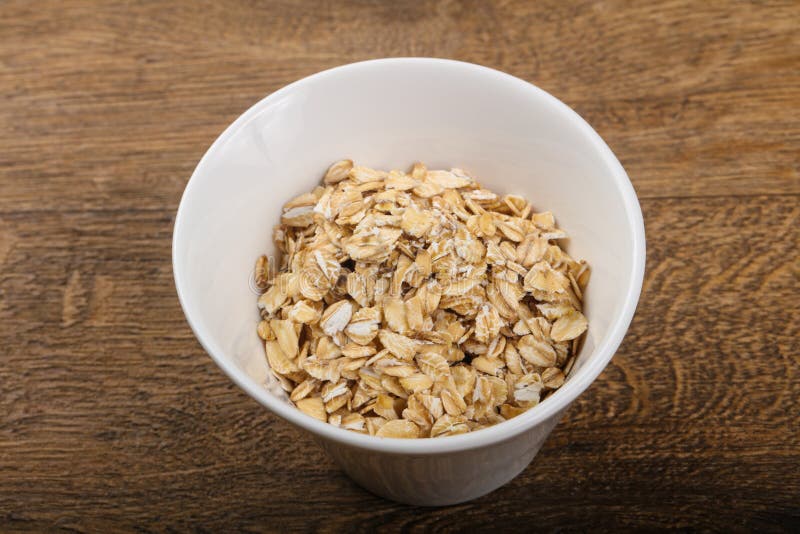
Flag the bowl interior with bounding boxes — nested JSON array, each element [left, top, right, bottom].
[[173, 59, 643, 445]]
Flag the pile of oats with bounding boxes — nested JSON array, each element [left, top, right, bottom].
[[255, 160, 589, 439]]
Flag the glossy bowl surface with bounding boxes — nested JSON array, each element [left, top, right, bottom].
[[172, 58, 645, 504]]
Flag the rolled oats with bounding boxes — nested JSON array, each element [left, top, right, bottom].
[[254, 161, 589, 438]]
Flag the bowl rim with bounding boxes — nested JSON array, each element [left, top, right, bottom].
[[172, 57, 646, 454]]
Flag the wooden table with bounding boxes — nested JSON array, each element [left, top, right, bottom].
[[2, 1, 798, 530]]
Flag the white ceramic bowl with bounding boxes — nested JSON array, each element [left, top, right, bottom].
[[172, 58, 645, 506]]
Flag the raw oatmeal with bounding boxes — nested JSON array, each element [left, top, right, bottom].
[[254, 160, 589, 438]]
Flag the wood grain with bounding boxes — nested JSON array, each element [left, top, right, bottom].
[[1, 0, 798, 531]]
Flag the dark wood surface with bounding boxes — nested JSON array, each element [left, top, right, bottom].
[[1, 1, 798, 531]]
